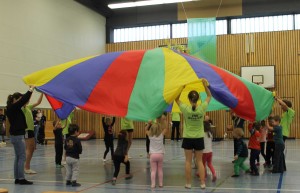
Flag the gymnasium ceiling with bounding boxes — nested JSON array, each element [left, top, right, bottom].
[[75, 0, 300, 19]]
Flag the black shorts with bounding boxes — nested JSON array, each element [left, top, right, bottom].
[[123, 129, 134, 133], [182, 138, 205, 151], [25, 130, 35, 139]]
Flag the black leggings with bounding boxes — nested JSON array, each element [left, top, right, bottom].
[[103, 139, 114, 159], [113, 155, 130, 178], [266, 141, 275, 165], [55, 143, 63, 165], [171, 121, 180, 141], [146, 134, 150, 153], [256, 142, 266, 163]]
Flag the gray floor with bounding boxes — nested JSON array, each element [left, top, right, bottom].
[[0, 139, 300, 193]]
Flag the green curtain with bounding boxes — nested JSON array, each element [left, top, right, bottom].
[[188, 18, 217, 65]]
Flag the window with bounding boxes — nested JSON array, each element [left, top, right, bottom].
[[295, 14, 300, 30], [231, 15, 294, 34], [172, 23, 188, 38], [113, 25, 170, 43]]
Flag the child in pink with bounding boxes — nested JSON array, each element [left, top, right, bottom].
[[202, 119, 217, 182], [145, 114, 168, 189]]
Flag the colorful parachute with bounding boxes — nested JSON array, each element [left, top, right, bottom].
[[23, 48, 274, 121]]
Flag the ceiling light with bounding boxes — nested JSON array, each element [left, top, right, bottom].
[[108, 0, 196, 9]]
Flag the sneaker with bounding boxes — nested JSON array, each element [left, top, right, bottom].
[[56, 164, 64, 168], [71, 181, 81, 187], [102, 158, 106, 162], [231, 174, 239, 177], [24, 169, 37, 174], [200, 184, 206, 189], [61, 161, 66, 165], [66, 180, 72, 185], [185, 184, 191, 189], [212, 175, 217, 182], [19, 179, 33, 185], [111, 178, 116, 185], [251, 172, 259, 176], [125, 174, 133, 180]]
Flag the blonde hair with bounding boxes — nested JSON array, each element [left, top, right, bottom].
[[148, 123, 162, 137], [233, 128, 244, 138]]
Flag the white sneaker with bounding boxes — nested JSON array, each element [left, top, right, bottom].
[[102, 158, 106, 162], [24, 169, 37, 174], [61, 161, 66, 165], [200, 184, 206, 189]]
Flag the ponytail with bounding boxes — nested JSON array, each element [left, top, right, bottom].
[[6, 92, 23, 106], [192, 104, 196, 111], [188, 90, 199, 112]]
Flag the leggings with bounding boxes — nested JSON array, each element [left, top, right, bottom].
[[113, 155, 130, 178], [256, 142, 266, 163], [202, 152, 216, 177], [150, 153, 164, 187], [171, 121, 180, 141], [103, 139, 114, 159]]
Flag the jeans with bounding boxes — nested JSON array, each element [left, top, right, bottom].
[[10, 135, 26, 180], [34, 125, 40, 144]]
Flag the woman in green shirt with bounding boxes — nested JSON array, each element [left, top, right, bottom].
[[23, 93, 43, 174], [175, 79, 211, 189]]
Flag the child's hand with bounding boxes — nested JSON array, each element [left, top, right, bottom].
[[234, 155, 238, 160], [124, 155, 129, 162]]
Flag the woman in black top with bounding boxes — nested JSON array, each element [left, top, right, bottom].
[[102, 117, 115, 162], [6, 86, 34, 185]]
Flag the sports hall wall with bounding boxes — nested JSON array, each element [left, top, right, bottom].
[[0, 0, 106, 107]]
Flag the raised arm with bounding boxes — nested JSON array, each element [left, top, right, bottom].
[[32, 93, 43, 108], [12, 86, 34, 109], [275, 97, 288, 111], [111, 117, 116, 126], [161, 114, 169, 135], [145, 120, 152, 136], [202, 79, 211, 104]]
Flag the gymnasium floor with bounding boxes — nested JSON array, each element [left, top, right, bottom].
[[0, 139, 300, 193]]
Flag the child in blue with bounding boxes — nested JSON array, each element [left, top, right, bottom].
[[65, 124, 82, 187], [232, 128, 250, 177], [266, 115, 286, 173]]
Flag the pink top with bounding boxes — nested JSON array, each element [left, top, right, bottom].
[[259, 126, 268, 142]]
